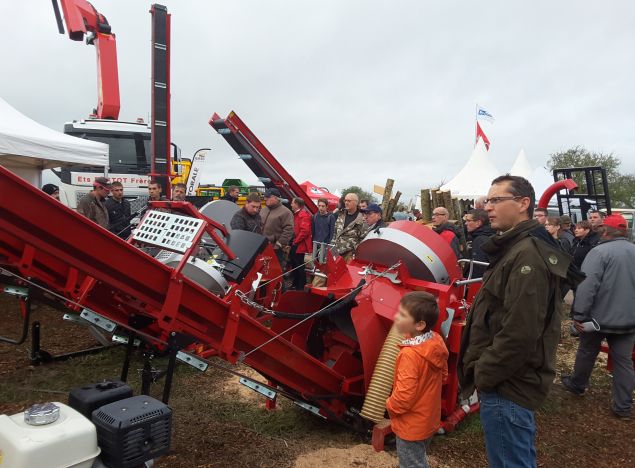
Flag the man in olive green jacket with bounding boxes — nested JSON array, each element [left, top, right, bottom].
[[458, 175, 577, 468]]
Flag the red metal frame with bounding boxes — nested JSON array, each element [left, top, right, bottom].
[[0, 163, 474, 437], [210, 112, 318, 214], [57, 0, 120, 120]]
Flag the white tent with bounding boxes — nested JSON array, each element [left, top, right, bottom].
[[510, 148, 533, 179], [529, 165, 555, 201], [0, 97, 108, 186], [440, 139, 500, 200]]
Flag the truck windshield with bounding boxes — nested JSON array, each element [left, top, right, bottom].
[[68, 131, 151, 170]]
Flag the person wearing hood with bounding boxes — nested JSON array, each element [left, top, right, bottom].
[[458, 175, 581, 468], [431, 207, 461, 258], [386, 292, 448, 468], [464, 209, 495, 278]]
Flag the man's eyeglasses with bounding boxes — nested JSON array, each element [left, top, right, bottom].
[[484, 196, 523, 205]]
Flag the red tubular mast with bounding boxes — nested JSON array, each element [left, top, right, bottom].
[[55, 0, 120, 119], [537, 179, 578, 209]]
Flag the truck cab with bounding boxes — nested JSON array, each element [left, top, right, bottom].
[[44, 118, 180, 212]]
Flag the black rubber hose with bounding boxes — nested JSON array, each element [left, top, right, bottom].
[[269, 279, 366, 320]]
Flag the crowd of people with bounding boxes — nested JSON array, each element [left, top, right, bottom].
[[40, 175, 634, 468]]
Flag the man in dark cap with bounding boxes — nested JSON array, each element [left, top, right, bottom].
[[562, 214, 635, 419], [360, 203, 385, 236], [77, 176, 111, 228], [559, 214, 575, 247], [259, 188, 294, 267], [42, 183, 60, 201]]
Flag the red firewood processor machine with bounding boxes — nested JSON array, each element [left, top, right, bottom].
[[0, 141, 574, 467], [0, 2, 579, 467]]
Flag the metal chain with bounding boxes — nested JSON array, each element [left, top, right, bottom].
[[238, 262, 401, 361], [235, 290, 277, 316]]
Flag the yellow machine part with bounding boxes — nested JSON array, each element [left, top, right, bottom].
[[171, 159, 191, 186], [360, 324, 404, 423]]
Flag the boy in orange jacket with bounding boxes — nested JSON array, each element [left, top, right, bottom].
[[386, 291, 449, 468]]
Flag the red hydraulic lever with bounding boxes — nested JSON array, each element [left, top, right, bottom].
[[53, 0, 120, 119]]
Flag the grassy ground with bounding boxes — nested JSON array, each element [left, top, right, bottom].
[[1, 295, 633, 467]]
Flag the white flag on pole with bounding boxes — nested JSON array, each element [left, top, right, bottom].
[[185, 149, 208, 196], [476, 105, 495, 123]]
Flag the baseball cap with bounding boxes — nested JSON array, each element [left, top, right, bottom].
[[560, 215, 572, 224], [263, 188, 281, 198], [361, 203, 382, 214], [42, 183, 59, 195], [603, 214, 628, 230], [93, 177, 112, 191]]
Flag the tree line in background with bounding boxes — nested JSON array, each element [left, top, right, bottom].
[[547, 146, 635, 209], [341, 146, 635, 212]]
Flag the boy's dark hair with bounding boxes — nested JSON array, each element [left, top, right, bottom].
[[400, 291, 439, 333], [467, 209, 489, 226], [292, 197, 305, 207], [491, 174, 536, 217], [246, 192, 261, 203], [148, 179, 162, 189], [317, 197, 328, 206], [111, 181, 123, 189], [360, 199, 370, 204], [576, 220, 591, 230], [589, 209, 606, 218]]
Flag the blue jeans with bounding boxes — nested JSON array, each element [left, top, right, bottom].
[[479, 391, 536, 468]]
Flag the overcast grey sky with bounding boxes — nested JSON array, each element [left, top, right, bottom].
[[1, 1, 634, 200]]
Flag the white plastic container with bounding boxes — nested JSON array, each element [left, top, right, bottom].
[[0, 402, 100, 468]]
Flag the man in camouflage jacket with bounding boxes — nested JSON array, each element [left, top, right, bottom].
[[333, 192, 366, 261]]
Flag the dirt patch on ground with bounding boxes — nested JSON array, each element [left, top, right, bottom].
[[294, 444, 398, 468], [1, 298, 633, 468]]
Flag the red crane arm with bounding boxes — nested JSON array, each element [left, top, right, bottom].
[[54, 0, 120, 119]]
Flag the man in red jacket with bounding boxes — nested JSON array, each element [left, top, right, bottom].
[[290, 197, 313, 290]]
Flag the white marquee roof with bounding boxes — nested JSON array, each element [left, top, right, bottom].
[[440, 139, 500, 200], [510, 148, 533, 179], [0, 97, 108, 183]]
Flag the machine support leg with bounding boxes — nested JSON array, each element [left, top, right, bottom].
[[265, 380, 277, 411], [0, 292, 31, 345], [141, 352, 154, 395], [120, 332, 136, 382], [30, 321, 41, 365], [162, 334, 179, 404]]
